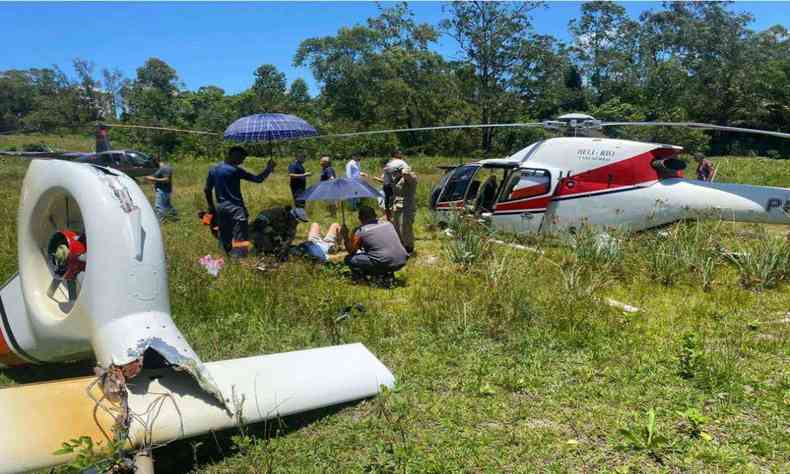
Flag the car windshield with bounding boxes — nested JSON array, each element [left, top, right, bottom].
[[126, 151, 153, 167]]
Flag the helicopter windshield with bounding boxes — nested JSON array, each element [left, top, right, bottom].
[[438, 165, 479, 203]]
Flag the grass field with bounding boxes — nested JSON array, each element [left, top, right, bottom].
[[1, 134, 788, 473]]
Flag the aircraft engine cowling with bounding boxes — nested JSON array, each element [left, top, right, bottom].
[[651, 157, 687, 172]]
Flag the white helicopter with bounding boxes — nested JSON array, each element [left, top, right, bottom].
[[423, 114, 790, 235]]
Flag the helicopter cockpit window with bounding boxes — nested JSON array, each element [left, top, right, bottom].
[[501, 169, 550, 202], [438, 165, 479, 203]]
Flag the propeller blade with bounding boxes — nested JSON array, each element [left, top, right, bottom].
[[66, 280, 78, 301], [308, 123, 548, 140], [599, 121, 790, 140]]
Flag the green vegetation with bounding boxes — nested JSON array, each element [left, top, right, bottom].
[[2, 2, 789, 159], [0, 136, 788, 472]]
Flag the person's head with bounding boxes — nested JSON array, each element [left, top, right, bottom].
[[391, 150, 403, 159], [320, 156, 330, 168], [358, 205, 377, 224], [227, 146, 248, 165], [693, 152, 705, 162], [352, 153, 362, 162], [296, 153, 306, 163]]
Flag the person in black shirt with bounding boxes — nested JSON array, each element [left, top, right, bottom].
[[319, 156, 337, 216], [288, 154, 311, 207]]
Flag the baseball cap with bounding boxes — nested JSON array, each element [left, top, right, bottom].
[[290, 207, 309, 222]]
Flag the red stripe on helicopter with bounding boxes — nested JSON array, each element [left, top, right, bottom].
[[555, 147, 679, 198], [0, 329, 26, 367], [435, 200, 464, 210], [495, 195, 551, 212]]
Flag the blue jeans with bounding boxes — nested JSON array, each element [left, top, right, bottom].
[[154, 189, 177, 219]]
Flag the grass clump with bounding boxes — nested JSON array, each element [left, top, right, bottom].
[[727, 234, 790, 290], [441, 212, 492, 269]]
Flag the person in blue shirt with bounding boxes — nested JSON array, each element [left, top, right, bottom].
[[204, 146, 275, 257], [288, 154, 311, 207]]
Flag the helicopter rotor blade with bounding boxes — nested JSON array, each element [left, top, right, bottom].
[[308, 122, 549, 140], [598, 121, 790, 140], [103, 123, 220, 136]]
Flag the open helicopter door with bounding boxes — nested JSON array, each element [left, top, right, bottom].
[[432, 164, 481, 212], [491, 166, 558, 233]]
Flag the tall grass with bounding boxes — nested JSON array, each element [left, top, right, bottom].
[[728, 235, 790, 290]]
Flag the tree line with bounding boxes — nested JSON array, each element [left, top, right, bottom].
[[1, 1, 788, 158]]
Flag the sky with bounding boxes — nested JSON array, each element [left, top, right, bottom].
[[1, 1, 788, 96]]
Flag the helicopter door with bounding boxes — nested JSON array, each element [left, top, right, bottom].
[[492, 168, 553, 233], [433, 164, 481, 212]]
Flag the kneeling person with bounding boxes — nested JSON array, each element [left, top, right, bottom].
[[343, 205, 408, 277], [251, 206, 308, 258]]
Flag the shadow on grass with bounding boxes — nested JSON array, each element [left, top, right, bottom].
[[0, 358, 96, 385], [151, 401, 357, 473]]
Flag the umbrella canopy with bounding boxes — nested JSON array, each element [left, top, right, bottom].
[[224, 113, 318, 142], [302, 178, 383, 202]]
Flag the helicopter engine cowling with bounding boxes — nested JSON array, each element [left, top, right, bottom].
[[2, 159, 223, 400]]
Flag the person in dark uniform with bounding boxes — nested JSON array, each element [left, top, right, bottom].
[[204, 146, 275, 258], [288, 154, 311, 207], [250, 206, 309, 259], [319, 156, 337, 216]]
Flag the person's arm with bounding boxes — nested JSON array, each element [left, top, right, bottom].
[[238, 160, 275, 183], [372, 174, 384, 183], [289, 171, 312, 178], [342, 225, 362, 253], [204, 173, 215, 212], [145, 176, 169, 183]]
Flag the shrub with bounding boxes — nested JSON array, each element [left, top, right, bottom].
[[441, 211, 492, 269], [728, 235, 790, 290]]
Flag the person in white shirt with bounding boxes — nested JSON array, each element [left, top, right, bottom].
[[345, 153, 368, 209]]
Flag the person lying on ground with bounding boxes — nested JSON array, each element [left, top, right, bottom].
[[341, 205, 409, 278], [290, 222, 342, 263], [250, 205, 309, 259]]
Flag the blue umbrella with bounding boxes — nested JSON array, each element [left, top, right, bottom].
[[223, 113, 318, 142], [302, 178, 383, 225]]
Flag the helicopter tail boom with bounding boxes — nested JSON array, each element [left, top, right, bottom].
[[654, 179, 790, 226]]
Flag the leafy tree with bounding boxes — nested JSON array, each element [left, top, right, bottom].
[[252, 64, 287, 113], [441, 1, 542, 152]]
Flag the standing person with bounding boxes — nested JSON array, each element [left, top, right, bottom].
[[694, 152, 717, 182], [376, 152, 417, 254], [288, 154, 311, 207], [204, 146, 275, 258], [319, 156, 336, 181], [145, 157, 178, 222], [345, 153, 368, 210], [342, 205, 408, 279], [320, 156, 337, 217]]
